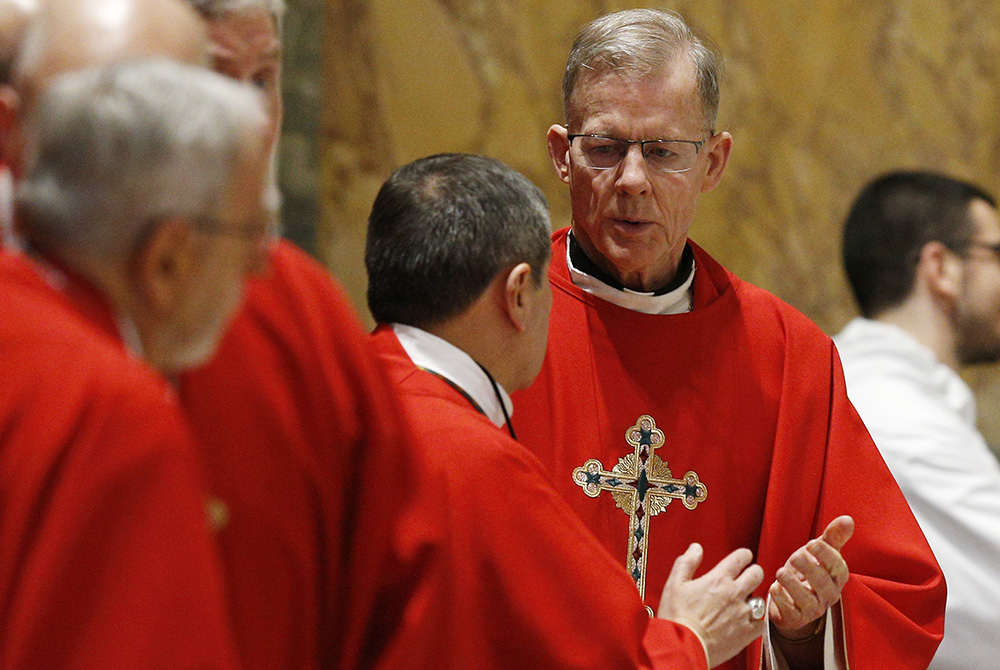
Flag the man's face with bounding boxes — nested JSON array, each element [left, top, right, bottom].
[[954, 199, 1000, 366], [164, 136, 274, 372], [206, 8, 282, 145], [547, 58, 731, 292]]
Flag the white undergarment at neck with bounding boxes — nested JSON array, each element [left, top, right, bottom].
[[565, 235, 695, 315], [392, 323, 513, 428]]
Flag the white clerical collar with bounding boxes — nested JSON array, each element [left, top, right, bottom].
[[566, 232, 695, 315], [392, 322, 513, 428]]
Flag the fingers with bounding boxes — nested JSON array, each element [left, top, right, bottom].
[[667, 543, 704, 587], [734, 561, 765, 597], [821, 515, 855, 551], [807, 537, 850, 591], [774, 565, 820, 613], [789, 543, 841, 607], [705, 547, 754, 580], [769, 571, 803, 622]]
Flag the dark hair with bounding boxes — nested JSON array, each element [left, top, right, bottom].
[[843, 170, 996, 317], [366, 153, 551, 329]]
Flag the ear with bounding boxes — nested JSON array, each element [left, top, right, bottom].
[[918, 240, 963, 302], [699, 130, 733, 193], [547, 124, 571, 184], [132, 218, 199, 316], [501, 262, 534, 333]]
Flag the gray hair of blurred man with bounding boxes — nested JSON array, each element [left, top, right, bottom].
[[187, 0, 284, 21], [16, 58, 268, 260], [562, 8, 723, 132]]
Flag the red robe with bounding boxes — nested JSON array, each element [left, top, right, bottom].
[[370, 325, 709, 670], [512, 229, 946, 670], [0, 249, 238, 669], [179, 241, 419, 670]]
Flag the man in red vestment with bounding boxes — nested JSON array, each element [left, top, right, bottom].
[[1, 54, 271, 667], [176, 2, 427, 667], [365, 152, 782, 669], [512, 9, 946, 670]]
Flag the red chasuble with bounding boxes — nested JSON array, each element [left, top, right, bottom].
[[512, 229, 946, 670], [370, 325, 709, 670], [0, 249, 238, 669], [179, 241, 420, 670]]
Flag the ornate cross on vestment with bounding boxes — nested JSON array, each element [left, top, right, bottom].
[[573, 415, 708, 602]]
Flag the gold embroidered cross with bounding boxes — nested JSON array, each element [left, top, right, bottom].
[[573, 415, 707, 601]]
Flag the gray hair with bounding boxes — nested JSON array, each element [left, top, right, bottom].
[[186, 0, 284, 21], [562, 8, 723, 131], [17, 58, 267, 258]]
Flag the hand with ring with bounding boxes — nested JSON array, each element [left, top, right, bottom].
[[656, 543, 767, 668]]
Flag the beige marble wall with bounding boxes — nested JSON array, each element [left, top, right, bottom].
[[319, 0, 1000, 447]]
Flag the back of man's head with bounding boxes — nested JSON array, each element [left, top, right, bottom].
[[842, 170, 995, 318], [366, 153, 551, 329], [17, 57, 266, 262], [14, 0, 207, 104]]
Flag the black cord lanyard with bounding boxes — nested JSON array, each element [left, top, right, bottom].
[[476, 362, 517, 441], [418, 363, 517, 441]]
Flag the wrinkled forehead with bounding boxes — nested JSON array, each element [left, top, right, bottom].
[[205, 7, 281, 61], [565, 56, 701, 129], [191, 0, 282, 22]]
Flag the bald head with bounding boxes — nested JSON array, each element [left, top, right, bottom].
[[14, 0, 208, 107], [0, 0, 35, 84]]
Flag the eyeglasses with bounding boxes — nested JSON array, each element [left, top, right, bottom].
[[965, 241, 1000, 260], [192, 214, 282, 249], [567, 134, 708, 173]]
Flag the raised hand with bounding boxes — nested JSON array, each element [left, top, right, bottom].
[[657, 543, 766, 668], [769, 515, 854, 639]]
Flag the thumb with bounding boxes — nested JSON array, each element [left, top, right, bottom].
[[821, 515, 855, 551], [667, 542, 704, 586]]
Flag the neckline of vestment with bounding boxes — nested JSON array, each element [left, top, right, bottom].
[[392, 322, 513, 429], [18, 245, 145, 360], [565, 230, 694, 315]]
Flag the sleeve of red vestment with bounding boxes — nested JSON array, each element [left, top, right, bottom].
[[252, 245, 423, 670], [752, 334, 945, 669], [0, 378, 238, 669], [644, 618, 710, 670]]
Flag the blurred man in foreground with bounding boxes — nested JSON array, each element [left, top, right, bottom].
[[1, 57, 269, 669], [179, 1, 425, 667], [3, 1, 425, 667]]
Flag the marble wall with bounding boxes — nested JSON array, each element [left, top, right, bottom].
[[316, 0, 1000, 445], [278, 0, 325, 253]]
